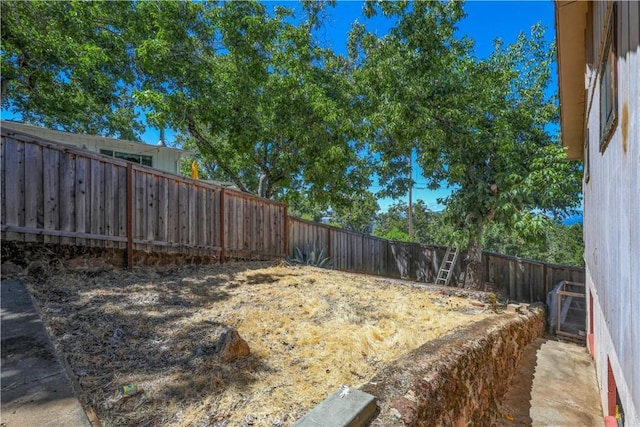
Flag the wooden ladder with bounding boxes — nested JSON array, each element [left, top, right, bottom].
[[435, 246, 459, 286]]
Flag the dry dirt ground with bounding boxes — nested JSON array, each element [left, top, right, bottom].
[[18, 261, 499, 427]]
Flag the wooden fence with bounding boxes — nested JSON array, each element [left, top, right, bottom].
[[1, 131, 585, 303], [483, 251, 585, 303], [1, 131, 287, 264], [288, 217, 443, 282]]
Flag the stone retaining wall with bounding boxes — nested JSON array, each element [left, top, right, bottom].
[[360, 305, 545, 426], [1, 242, 222, 278]]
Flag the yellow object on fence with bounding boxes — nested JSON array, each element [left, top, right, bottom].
[[191, 160, 198, 179]]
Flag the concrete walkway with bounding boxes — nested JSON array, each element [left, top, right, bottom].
[[1, 279, 91, 427], [497, 337, 603, 426]]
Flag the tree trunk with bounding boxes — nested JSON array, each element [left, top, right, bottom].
[[464, 229, 484, 290]]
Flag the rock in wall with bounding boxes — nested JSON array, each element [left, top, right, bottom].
[[361, 305, 545, 426]]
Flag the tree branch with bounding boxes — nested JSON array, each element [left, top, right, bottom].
[[187, 116, 250, 193]]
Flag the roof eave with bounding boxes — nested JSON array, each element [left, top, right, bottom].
[[554, 0, 588, 161]]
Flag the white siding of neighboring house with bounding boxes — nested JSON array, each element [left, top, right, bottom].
[[0, 121, 186, 174], [583, 1, 639, 424]]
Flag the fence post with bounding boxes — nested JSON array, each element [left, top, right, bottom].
[[219, 188, 225, 263], [283, 206, 289, 258], [126, 163, 134, 270], [361, 233, 365, 274], [326, 226, 331, 261]]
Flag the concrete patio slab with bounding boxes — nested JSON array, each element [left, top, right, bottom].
[[1, 279, 91, 427]]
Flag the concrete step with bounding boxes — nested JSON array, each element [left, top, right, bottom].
[[293, 386, 376, 427]]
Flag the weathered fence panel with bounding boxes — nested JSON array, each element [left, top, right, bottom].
[[362, 235, 388, 276], [1, 136, 128, 248], [483, 251, 585, 302], [288, 217, 440, 282], [1, 132, 286, 262]]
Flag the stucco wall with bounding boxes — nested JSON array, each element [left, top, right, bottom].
[[360, 306, 545, 426]]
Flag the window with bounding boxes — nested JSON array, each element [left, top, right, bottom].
[[599, 3, 617, 151], [100, 149, 153, 167]]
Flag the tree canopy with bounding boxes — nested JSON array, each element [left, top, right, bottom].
[[351, 5, 581, 287], [1, 0, 142, 139]]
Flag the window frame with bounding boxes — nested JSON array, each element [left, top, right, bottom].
[[599, 2, 618, 152], [100, 149, 153, 167]]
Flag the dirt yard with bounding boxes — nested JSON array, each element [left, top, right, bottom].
[[20, 261, 498, 426]]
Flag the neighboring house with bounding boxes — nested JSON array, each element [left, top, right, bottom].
[[555, 1, 639, 425], [0, 121, 187, 174]]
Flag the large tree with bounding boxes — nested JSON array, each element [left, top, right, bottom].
[[134, 1, 370, 208], [353, 3, 581, 288], [1, 0, 142, 139], [421, 26, 582, 288]]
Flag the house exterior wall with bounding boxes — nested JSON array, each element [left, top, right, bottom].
[[0, 121, 186, 174], [582, 1, 639, 424]]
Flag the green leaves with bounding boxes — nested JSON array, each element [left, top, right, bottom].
[[1, 0, 142, 139]]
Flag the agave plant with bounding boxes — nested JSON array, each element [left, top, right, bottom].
[[288, 241, 332, 268]]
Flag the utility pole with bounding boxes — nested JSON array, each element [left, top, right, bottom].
[[408, 151, 413, 239]]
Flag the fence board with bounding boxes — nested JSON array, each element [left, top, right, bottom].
[[188, 184, 196, 246], [90, 159, 104, 247], [147, 171, 157, 243], [58, 152, 76, 245], [134, 170, 146, 250], [24, 143, 43, 242], [167, 179, 179, 245], [197, 187, 206, 247], [157, 176, 169, 244], [74, 156, 89, 246], [103, 163, 115, 248], [43, 148, 60, 244], [177, 181, 187, 245], [117, 165, 127, 249], [3, 138, 24, 241]]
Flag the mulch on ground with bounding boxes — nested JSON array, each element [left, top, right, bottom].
[[18, 260, 497, 427]]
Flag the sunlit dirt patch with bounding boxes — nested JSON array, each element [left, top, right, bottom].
[[23, 261, 497, 426]]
